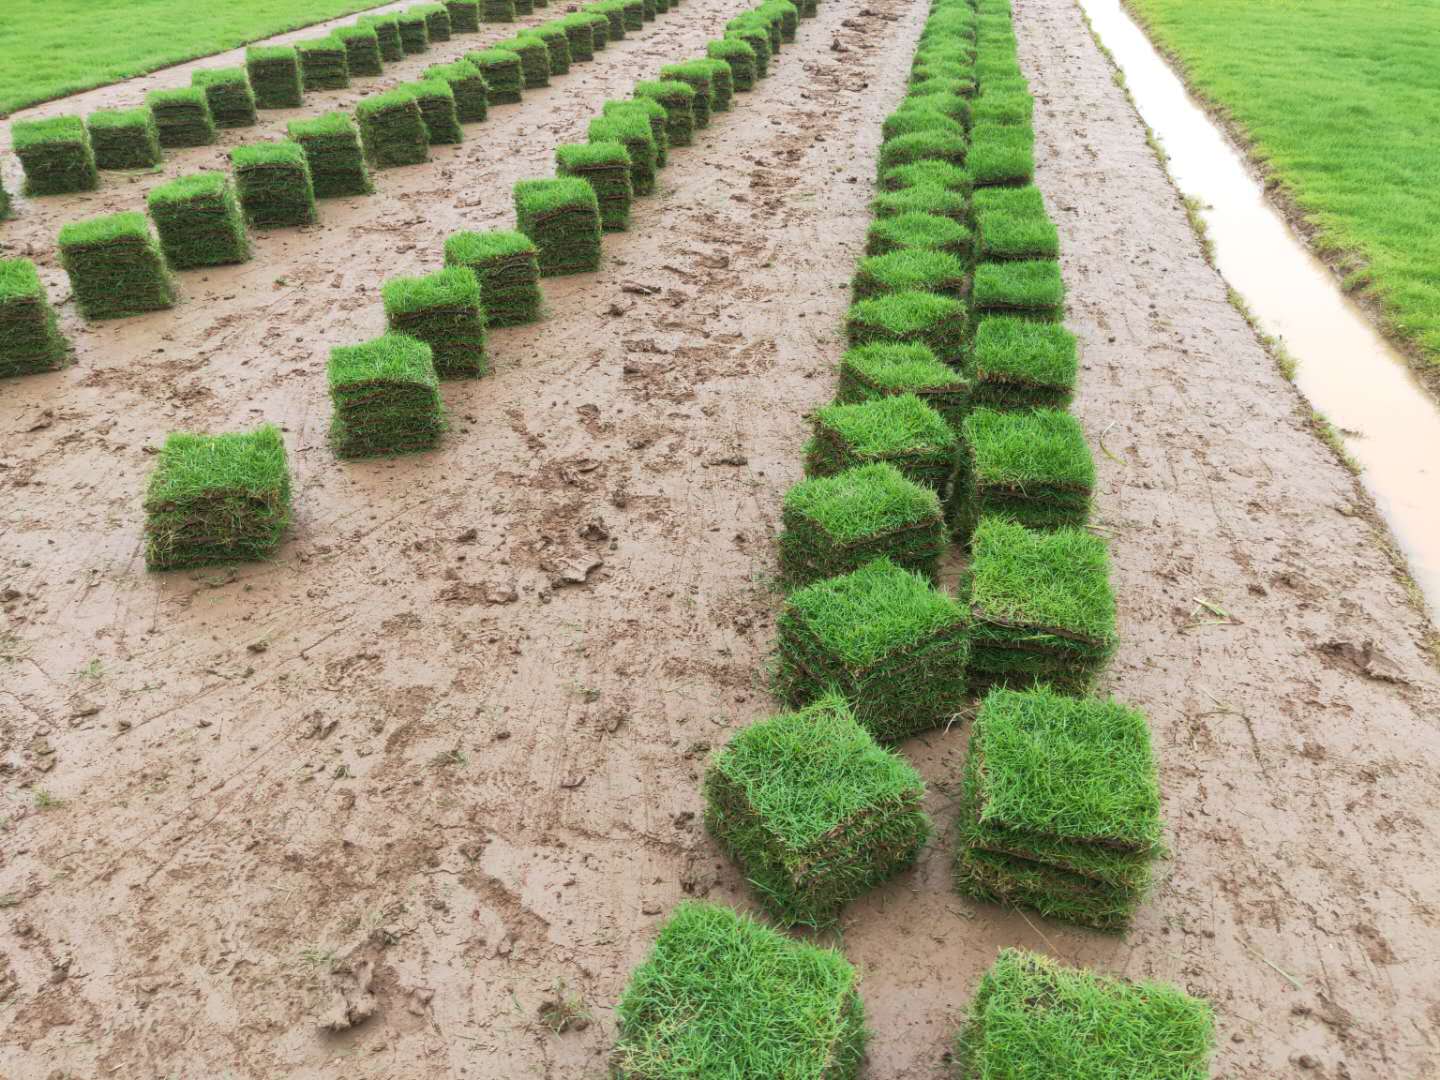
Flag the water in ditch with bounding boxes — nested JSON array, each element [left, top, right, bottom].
[[1076, 0, 1440, 615]]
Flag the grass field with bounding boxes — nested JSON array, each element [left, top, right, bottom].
[[1125, 0, 1440, 370], [0, 0, 392, 116]]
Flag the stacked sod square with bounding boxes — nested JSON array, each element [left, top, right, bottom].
[[87, 108, 162, 170], [967, 516, 1116, 693], [725, 24, 770, 79], [775, 558, 970, 742], [838, 342, 970, 430], [469, 49, 523, 105], [405, 80, 464, 144], [147, 87, 217, 147], [591, 1, 626, 43], [621, 0, 644, 31], [415, 2, 452, 41], [555, 142, 632, 232], [146, 173, 250, 269], [956, 407, 1093, 536], [496, 35, 550, 89], [634, 80, 695, 148], [778, 462, 945, 586], [845, 291, 968, 370], [588, 113, 656, 196], [0, 259, 68, 378], [559, 14, 594, 60], [971, 315, 1076, 408], [191, 67, 258, 128], [974, 183, 1058, 261], [658, 62, 713, 128], [336, 24, 385, 77], [288, 112, 372, 198], [297, 37, 350, 91], [329, 333, 445, 457], [396, 11, 430, 53], [872, 183, 970, 225], [143, 426, 291, 571], [866, 211, 973, 260], [955, 949, 1214, 1079], [231, 142, 317, 229], [613, 902, 866, 1080], [805, 393, 958, 502], [425, 60, 489, 124], [579, 10, 610, 50], [852, 248, 969, 301], [484, 0, 516, 18], [444, 230, 543, 327], [445, 0, 483, 33], [358, 15, 405, 62], [382, 266, 487, 378], [12, 116, 98, 195], [356, 89, 430, 168], [246, 46, 304, 109], [704, 695, 930, 927], [58, 212, 175, 319], [528, 24, 572, 77], [707, 37, 757, 92], [604, 98, 668, 168], [514, 177, 602, 276], [953, 687, 1165, 930]]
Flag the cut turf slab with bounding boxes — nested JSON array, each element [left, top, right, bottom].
[[708, 37, 757, 92], [971, 259, 1064, 320], [147, 87, 217, 148], [146, 172, 250, 270], [288, 111, 372, 198], [231, 142, 317, 229], [866, 212, 973, 259], [588, 113, 656, 197], [329, 332, 445, 457], [356, 88, 430, 168], [871, 184, 970, 223], [556, 141, 633, 232], [336, 24, 385, 76], [845, 290, 968, 367], [13, 116, 99, 195], [469, 48, 523, 104], [246, 46, 304, 109], [880, 159, 973, 194], [957, 407, 1094, 535], [382, 265, 487, 378], [971, 315, 1077, 409], [838, 341, 971, 430], [444, 229, 543, 327], [425, 59, 490, 123], [0, 258, 69, 378], [634, 80, 696, 148], [58, 212, 175, 320], [852, 248, 969, 302], [406, 79, 464, 144], [86, 108, 162, 170], [805, 392, 959, 501], [191, 67, 258, 128], [514, 177, 602, 276], [704, 694, 930, 926], [969, 122, 1035, 188]]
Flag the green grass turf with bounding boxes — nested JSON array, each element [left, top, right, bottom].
[[231, 141, 317, 228], [704, 694, 931, 926], [852, 248, 969, 302], [725, 26, 771, 78], [328, 332, 445, 457], [972, 90, 1032, 127], [845, 290, 969, 365], [959, 407, 1094, 532], [779, 462, 946, 586], [382, 265, 487, 378], [12, 116, 98, 195], [881, 160, 973, 195], [444, 229, 542, 327], [775, 558, 971, 742], [468, 48, 523, 103], [191, 67, 258, 128], [355, 88, 430, 167], [805, 393, 959, 500], [288, 111, 372, 197], [143, 426, 291, 571], [971, 260, 1064, 318], [524, 24, 571, 77], [0, 1, 435, 117], [871, 184, 971, 223], [396, 10, 430, 52], [954, 949, 1214, 1079], [968, 123, 1034, 187], [558, 14, 596, 61], [295, 36, 351, 91], [246, 45, 304, 109], [146, 172, 250, 269], [146, 87, 217, 148], [972, 316, 1077, 409], [634, 80, 696, 148], [86, 108, 162, 170], [335, 24, 384, 76], [494, 34, 549, 88], [57, 212, 175, 319], [589, 114, 656, 196], [977, 210, 1059, 261], [555, 141, 633, 232], [445, 0, 482, 32], [837, 342, 970, 435], [708, 37, 757, 92], [603, 98, 669, 168], [1127, 0, 1440, 373], [658, 61, 714, 128], [413, 3, 452, 42], [866, 212, 973, 260], [973, 183, 1045, 217], [0, 258, 69, 377], [405, 79, 463, 144], [878, 131, 968, 173], [514, 176, 602, 276], [358, 14, 405, 61], [883, 107, 967, 143], [612, 901, 866, 1080]]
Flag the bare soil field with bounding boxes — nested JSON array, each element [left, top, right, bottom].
[[2, 0, 1438, 1076]]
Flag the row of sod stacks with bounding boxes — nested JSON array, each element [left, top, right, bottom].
[[556, 142, 632, 232], [289, 112, 372, 197], [588, 113, 656, 196], [704, 695, 930, 928], [953, 687, 1164, 930], [382, 266, 488, 378], [514, 178, 601, 276], [146, 173, 250, 269], [406, 80, 464, 144], [425, 61, 489, 124], [329, 333, 445, 456], [58, 212, 175, 319], [356, 89, 430, 168], [397, 10, 430, 53], [612, 902, 866, 1079], [470, 49, 523, 104], [297, 37, 350, 91], [231, 142, 317, 229], [774, 558, 969, 743], [358, 15, 405, 62], [143, 426, 291, 571], [0, 259, 68, 377], [12, 116, 99, 195], [336, 24, 385, 77], [191, 67, 257, 128], [954, 949, 1214, 1078], [444, 230, 542, 326], [147, 87, 216, 147], [246, 46, 304, 109]]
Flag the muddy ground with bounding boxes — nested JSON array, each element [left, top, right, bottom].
[[2, 0, 1439, 1075]]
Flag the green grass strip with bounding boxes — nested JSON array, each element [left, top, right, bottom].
[[357, 15, 405, 62], [852, 248, 969, 302], [969, 123, 1035, 187], [880, 159, 973, 195], [838, 341, 971, 431], [604, 98, 669, 167], [865, 212, 973, 260], [957, 407, 1093, 534], [971, 259, 1064, 319], [845, 290, 968, 366]]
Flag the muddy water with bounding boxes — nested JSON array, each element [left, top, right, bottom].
[[1077, 0, 1440, 612]]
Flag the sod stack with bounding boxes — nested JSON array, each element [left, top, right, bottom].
[[705, 694, 930, 927], [147, 87, 217, 148], [587, 113, 656, 196], [953, 686, 1165, 930], [246, 46, 304, 109], [406, 80, 464, 144], [288, 112, 372, 198], [0, 259, 68, 378], [143, 426, 291, 571], [725, 24, 770, 79], [956, 407, 1093, 536], [382, 266, 487, 378], [425, 60, 489, 124], [774, 558, 969, 741], [446, 0, 483, 33], [555, 142, 632, 232], [58, 212, 175, 320], [852, 249, 969, 301], [444, 230, 543, 326], [414, 3, 453, 42], [971, 313, 1077, 409], [658, 62, 713, 128], [559, 14, 594, 60], [146, 173, 251, 270], [527, 24, 572, 77], [485, 0, 518, 22], [191, 67, 258, 128], [591, 1, 626, 43], [634, 80, 695, 147], [358, 14, 405, 62], [514, 177, 602, 276], [837, 342, 970, 430], [872, 183, 970, 224], [603, 98, 668, 167], [336, 24, 385, 77], [12, 116, 99, 195], [397, 11, 430, 53], [778, 462, 945, 586], [514, 0, 536, 16], [355, 89, 430, 168], [865, 211, 973, 259], [967, 516, 1116, 693], [297, 37, 350, 91], [845, 291, 967, 367], [805, 393, 958, 502], [329, 333, 445, 457], [580, 10, 610, 50], [955, 949, 1214, 1079], [612, 902, 866, 1080], [469, 49, 523, 105], [231, 142, 317, 229], [495, 35, 550, 89], [707, 37, 757, 92]]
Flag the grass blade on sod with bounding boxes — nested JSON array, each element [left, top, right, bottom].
[[0, 258, 69, 378], [58, 212, 175, 320]]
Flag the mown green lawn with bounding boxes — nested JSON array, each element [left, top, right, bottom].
[[0, 0, 393, 116], [1126, 0, 1440, 371]]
